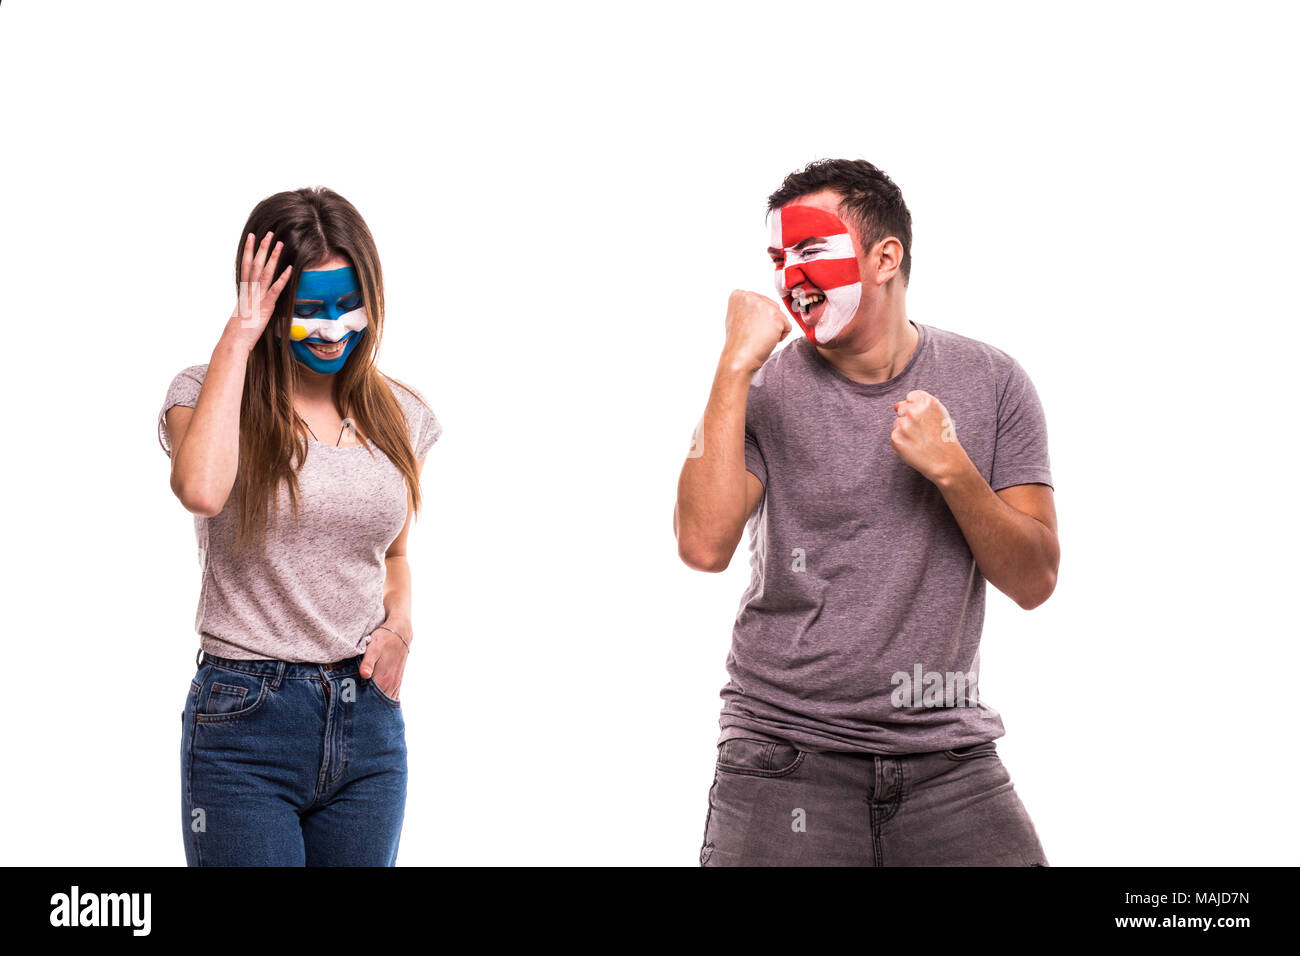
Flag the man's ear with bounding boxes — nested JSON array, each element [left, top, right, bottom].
[[876, 236, 906, 284]]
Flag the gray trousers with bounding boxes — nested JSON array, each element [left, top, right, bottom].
[[700, 736, 1048, 866]]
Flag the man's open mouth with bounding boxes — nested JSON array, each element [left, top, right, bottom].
[[792, 289, 827, 317]]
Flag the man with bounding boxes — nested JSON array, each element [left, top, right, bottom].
[[674, 159, 1058, 866]]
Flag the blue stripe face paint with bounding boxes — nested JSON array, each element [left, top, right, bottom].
[[276, 266, 369, 374]]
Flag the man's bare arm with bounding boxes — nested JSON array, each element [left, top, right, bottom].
[[936, 473, 1059, 609], [674, 291, 787, 573], [890, 387, 1058, 609]]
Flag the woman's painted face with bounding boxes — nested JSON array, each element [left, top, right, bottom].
[[768, 204, 862, 345], [280, 266, 369, 373]]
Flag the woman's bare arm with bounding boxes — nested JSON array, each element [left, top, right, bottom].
[[167, 336, 252, 517], [167, 231, 292, 517]]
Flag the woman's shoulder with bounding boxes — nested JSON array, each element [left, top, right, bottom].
[[158, 364, 210, 457], [381, 373, 442, 458], [381, 374, 435, 421], [383, 374, 430, 407], [170, 362, 209, 386], [163, 363, 209, 405]]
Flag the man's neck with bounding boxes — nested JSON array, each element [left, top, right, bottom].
[[815, 310, 919, 385]]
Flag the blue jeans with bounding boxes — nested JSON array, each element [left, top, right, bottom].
[[180, 652, 407, 866], [700, 736, 1048, 866]]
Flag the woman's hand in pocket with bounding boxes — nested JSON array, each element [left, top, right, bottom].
[[360, 623, 410, 701]]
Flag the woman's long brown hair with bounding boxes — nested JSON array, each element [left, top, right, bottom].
[[229, 186, 429, 556]]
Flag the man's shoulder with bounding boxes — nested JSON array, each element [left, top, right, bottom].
[[924, 321, 1016, 362], [922, 322, 1024, 381]]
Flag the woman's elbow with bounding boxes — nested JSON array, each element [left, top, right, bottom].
[[172, 476, 224, 518]]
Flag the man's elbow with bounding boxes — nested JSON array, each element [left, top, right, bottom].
[[676, 535, 732, 573], [1016, 568, 1058, 610]]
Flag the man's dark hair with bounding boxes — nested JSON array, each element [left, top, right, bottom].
[[767, 159, 913, 287]]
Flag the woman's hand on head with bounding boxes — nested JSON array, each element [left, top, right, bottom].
[[223, 230, 293, 353]]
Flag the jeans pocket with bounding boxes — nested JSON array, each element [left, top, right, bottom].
[[943, 740, 998, 761], [195, 671, 269, 723], [716, 737, 805, 778], [367, 677, 401, 708]]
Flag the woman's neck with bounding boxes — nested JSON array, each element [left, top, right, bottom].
[[292, 366, 337, 405]]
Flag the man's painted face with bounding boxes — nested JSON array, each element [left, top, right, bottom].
[[768, 204, 862, 345], [278, 266, 369, 373]]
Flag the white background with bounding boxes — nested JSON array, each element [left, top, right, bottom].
[[1, 0, 1296, 866]]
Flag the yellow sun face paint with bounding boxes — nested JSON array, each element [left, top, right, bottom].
[[290, 324, 309, 340]]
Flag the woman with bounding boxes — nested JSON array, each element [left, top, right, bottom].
[[158, 187, 441, 866]]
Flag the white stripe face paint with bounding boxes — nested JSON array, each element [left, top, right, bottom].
[[289, 307, 369, 344], [773, 234, 857, 295]]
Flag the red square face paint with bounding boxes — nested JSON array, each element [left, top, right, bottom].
[[768, 204, 862, 345]]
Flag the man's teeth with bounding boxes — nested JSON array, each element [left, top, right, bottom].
[[793, 292, 826, 313]]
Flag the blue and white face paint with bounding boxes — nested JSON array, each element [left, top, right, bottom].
[[277, 266, 369, 373]]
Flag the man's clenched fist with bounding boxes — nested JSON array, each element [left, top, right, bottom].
[[722, 290, 791, 375], [890, 389, 970, 484]]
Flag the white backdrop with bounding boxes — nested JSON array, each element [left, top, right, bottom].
[[1, 0, 1296, 866]]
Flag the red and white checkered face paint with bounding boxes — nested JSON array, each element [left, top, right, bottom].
[[769, 204, 862, 345]]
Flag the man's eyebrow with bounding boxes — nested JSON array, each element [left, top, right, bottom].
[[768, 237, 828, 255]]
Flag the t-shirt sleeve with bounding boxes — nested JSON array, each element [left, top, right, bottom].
[[399, 383, 443, 460], [743, 377, 768, 489], [744, 427, 767, 488], [158, 365, 206, 459], [989, 357, 1053, 492]]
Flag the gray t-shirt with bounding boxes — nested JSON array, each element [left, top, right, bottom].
[[721, 319, 1053, 754], [158, 364, 442, 662]]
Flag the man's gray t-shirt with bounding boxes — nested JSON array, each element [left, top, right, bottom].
[[720, 319, 1053, 755]]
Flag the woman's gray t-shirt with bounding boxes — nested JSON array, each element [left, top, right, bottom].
[[158, 365, 441, 663], [723, 320, 1053, 754]]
